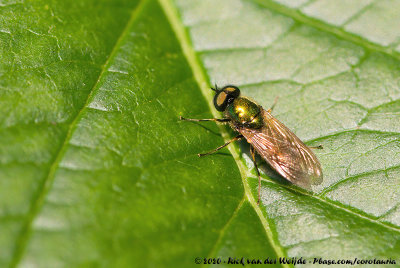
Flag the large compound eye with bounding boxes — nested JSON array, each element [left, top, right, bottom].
[[213, 91, 228, 111], [223, 86, 240, 98], [213, 85, 240, 111], [214, 90, 227, 110]]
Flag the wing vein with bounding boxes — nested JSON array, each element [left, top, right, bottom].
[[238, 110, 322, 188]]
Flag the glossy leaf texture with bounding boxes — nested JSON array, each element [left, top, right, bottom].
[[1, 0, 400, 267]]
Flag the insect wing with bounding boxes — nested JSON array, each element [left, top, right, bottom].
[[238, 109, 322, 188]]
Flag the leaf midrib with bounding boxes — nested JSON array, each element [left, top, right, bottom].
[[161, 0, 400, 262], [9, 0, 149, 266], [158, 0, 290, 266]]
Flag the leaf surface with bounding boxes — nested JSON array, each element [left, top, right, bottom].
[[1, 0, 400, 267], [173, 0, 400, 265]]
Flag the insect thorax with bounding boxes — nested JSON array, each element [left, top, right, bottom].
[[225, 97, 263, 129]]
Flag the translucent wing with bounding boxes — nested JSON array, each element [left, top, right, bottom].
[[238, 109, 322, 189]]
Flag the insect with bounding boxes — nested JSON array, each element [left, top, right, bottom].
[[180, 85, 323, 204]]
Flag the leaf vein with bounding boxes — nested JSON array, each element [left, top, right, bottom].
[[254, 176, 400, 233], [9, 0, 149, 266], [159, 0, 291, 265], [204, 197, 246, 262], [250, 0, 400, 61]]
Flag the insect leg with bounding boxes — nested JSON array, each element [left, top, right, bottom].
[[250, 145, 262, 205], [180, 116, 230, 123], [198, 135, 243, 157], [309, 145, 323, 149], [267, 96, 279, 113]]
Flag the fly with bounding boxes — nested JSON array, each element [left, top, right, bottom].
[[180, 85, 323, 205]]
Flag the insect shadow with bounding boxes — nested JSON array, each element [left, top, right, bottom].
[[237, 139, 292, 187], [182, 120, 221, 137]]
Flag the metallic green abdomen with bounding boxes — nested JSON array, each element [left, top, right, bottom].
[[226, 97, 263, 129]]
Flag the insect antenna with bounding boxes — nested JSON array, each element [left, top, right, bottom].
[[211, 83, 219, 92]]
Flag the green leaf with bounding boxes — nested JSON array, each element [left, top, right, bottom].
[[1, 0, 400, 267], [173, 0, 400, 264]]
